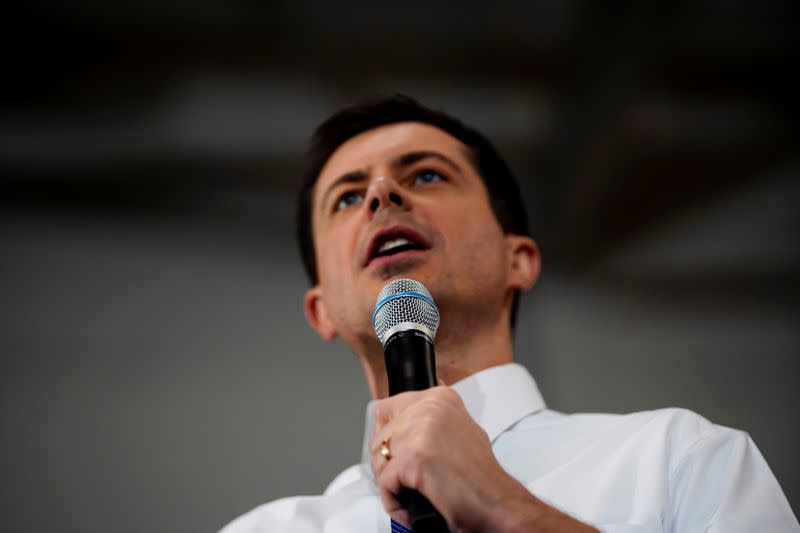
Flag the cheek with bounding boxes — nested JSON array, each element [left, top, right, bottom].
[[315, 221, 359, 284], [317, 237, 347, 281], [444, 193, 502, 239], [441, 200, 506, 268]]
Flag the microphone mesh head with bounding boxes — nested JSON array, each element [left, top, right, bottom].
[[372, 278, 440, 344]]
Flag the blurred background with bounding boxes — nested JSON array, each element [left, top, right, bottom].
[[1, 1, 797, 531]]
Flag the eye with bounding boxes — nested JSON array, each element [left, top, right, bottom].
[[415, 169, 444, 184], [335, 191, 363, 211]]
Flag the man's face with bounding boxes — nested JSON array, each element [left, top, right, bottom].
[[307, 122, 520, 344]]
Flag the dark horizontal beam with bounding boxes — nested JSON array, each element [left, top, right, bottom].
[[4, 20, 792, 113]]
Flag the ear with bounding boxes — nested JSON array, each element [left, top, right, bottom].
[[303, 285, 338, 341], [505, 235, 541, 292]]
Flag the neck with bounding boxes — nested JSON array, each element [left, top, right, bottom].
[[356, 310, 515, 399]]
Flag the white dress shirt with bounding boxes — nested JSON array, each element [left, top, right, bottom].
[[220, 363, 799, 532]]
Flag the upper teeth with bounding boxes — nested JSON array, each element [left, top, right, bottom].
[[378, 238, 413, 253]]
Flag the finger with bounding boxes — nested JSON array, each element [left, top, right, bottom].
[[376, 444, 419, 496], [369, 392, 426, 454], [380, 488, 411, 529], [373, 390, 426, 430], [437, 376, 447, 386], [368, 419, 396, 458], [369, 386, 456, 457], [376, 449, 418, 526], [370, 434, 393, 479], [370, 407, 415, 479]]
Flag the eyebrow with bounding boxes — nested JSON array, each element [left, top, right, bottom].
[[391, 150, 464, 174], [320, 150, 464, 210]]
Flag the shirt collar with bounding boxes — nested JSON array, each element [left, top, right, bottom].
[[359, 362, 546, 479]]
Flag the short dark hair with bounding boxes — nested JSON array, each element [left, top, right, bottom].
[[296, 94, 531, 327]]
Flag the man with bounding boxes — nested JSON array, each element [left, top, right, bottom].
[[221, 96, 798, 532]]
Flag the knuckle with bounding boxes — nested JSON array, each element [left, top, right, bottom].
[[426, 386, 460, 410], [430, 386, 449, 400], [439, 385, 462, 405], [418, 412, 436, 430]]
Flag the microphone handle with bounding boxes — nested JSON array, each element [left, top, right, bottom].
[[384, 330, 450, 533]]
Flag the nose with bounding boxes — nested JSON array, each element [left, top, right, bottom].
[[365, 176, 406, 218]]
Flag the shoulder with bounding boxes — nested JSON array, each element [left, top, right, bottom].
[[217, 464, 368, 533], [515, 406, 719, 438], [509, 407, 740, 468], [323, 463, 367, 495], [535, 408, 775, 501], [612, 407, 744, 458], [217, 496, 311, 533], [588, 406, 718, 434], [577, 407, 740, 458]]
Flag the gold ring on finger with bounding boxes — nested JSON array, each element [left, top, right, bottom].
[[379, 437, 392, 460]]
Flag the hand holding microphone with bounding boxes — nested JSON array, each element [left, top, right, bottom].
[[368, 279, 597, 533], [369, 278, 514, 532]]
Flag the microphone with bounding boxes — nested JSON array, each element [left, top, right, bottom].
[[372, 278, 449, 533]]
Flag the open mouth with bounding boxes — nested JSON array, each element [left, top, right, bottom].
[[365, 227, 431, 267]]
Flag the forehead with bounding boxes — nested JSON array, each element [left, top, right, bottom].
[[314, 122, 471, 196]]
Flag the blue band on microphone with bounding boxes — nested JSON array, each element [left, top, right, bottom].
[[371, 291, 439, 326]]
